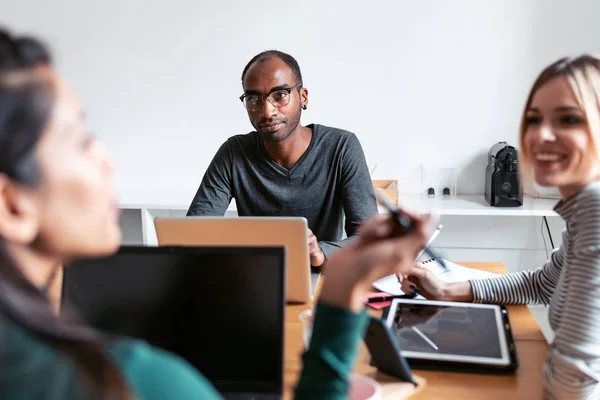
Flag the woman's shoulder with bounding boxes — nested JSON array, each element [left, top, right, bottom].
[[576, 182, 600, 207], [0, 311, 58, 359], [109, 339, 222, 399], [0, 312, 78, 398], [0, 315, 221, 399], [568, 182, 600, 253]]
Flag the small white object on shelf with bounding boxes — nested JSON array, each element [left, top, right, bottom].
[[420, 164, 458, 200]]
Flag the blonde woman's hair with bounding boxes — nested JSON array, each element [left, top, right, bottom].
[[519, 55, 600, 178]]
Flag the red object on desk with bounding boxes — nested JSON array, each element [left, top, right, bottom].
[[365, 292, 393, 309]]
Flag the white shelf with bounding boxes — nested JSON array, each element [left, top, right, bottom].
[[118, 192, 214, 211], [395, 194, 559, 217], [118, 194, 559, 217], [119, 202, 189, 211]]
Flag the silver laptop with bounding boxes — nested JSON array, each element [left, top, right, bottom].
[[154, 217, 315, 303]]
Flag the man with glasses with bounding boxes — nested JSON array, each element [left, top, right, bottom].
[[187, 50, 377, 268]]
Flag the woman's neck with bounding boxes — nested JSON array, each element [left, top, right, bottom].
[[559, 179, 599, 200], [6, 243, 60, 289], [559, 170, 600, 200]]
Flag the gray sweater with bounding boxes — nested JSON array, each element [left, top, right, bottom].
[[187, 124, 378, 259]]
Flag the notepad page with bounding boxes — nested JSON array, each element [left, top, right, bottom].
[[372, 259, 500, 295]]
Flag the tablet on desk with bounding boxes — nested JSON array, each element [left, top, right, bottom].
[[385, 299, 518, 374]]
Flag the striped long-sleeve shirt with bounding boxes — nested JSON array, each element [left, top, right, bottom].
[[471, 182, 600, 400]]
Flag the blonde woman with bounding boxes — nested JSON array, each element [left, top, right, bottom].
[[403, 55, 600, 399]]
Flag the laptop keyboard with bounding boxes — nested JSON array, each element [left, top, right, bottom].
[[222, 393, 281, 400]]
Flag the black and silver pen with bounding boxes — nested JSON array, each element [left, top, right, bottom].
[[375, 190, 448, 271]]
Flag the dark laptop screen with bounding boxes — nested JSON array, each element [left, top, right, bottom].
[[63, 246, 285, 395]]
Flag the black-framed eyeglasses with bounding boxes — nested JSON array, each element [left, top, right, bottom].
[[239, 84, 302, 112]]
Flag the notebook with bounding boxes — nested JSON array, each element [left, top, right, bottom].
[[372, 259, 500, 296]]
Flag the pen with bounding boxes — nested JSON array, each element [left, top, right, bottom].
[[375, 190, 448, 271], [400, 224, 443, 291], [369, 164, 378, 176], [417, 224, 443, 259], [366, 294, 416, 303]]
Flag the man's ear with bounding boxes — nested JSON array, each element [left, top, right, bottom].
[[0, 174, 40, 244], [300, 87, 308, 110]]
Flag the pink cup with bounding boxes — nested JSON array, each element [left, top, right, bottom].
[[349, 375, 382, 400]]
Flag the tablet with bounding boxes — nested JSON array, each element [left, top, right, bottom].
[[385, 299, 518, 374]]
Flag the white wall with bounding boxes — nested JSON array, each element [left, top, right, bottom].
[[3, 0, 600, 206]]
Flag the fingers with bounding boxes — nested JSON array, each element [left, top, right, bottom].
[[400, 262, 429, 293], [307, 230, 325, 267], [356, 214, 394, 245], [349, 237, 424, 282], [307, 230, 318, 253], [357, 212, 437, 250], [325, 212, 438, 287], [400, 276, 416, 294], [346, 215, 435, 281], [406, 264, 431, 281], [409, 213, 438, 243]]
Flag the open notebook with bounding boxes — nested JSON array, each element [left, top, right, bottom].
[[373, 259, 500, 296]]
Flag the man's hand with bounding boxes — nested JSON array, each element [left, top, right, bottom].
[[308, 228, 326, 267]]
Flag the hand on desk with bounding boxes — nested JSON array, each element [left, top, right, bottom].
[[307, 228, 326, 267], [319, 211, 436, 313], [401, 262, 474, 302]]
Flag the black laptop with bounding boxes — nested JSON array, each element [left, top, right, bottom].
[[62, 246, 286, 400]]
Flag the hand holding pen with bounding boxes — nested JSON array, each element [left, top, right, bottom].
[[375, 190, 447, 271], [321, 202, 436, 312]]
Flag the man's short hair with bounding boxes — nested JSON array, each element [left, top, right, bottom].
[[241, 50, 303, 85]]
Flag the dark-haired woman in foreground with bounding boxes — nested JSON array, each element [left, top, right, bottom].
[[0, 29, 434, 399]]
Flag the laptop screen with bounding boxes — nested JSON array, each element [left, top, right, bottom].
[[63, 246, 285, 395]]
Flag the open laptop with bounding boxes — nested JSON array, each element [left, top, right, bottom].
[[62, 246, 285, 400], [154, 217, 315, 303]]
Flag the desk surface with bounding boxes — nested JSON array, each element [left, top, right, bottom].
[[284, 262, 548, 400]]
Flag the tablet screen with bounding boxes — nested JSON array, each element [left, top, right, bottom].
[[386, 300, 511, 365]]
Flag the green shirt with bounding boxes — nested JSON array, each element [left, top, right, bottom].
[[0, 303, 368, 399]]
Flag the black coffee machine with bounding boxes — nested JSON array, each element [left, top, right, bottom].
[[484, 142, 523, 207]]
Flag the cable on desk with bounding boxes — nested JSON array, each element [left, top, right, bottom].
[[543, 216, 555, 249], [541, 218, 549, 259]]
